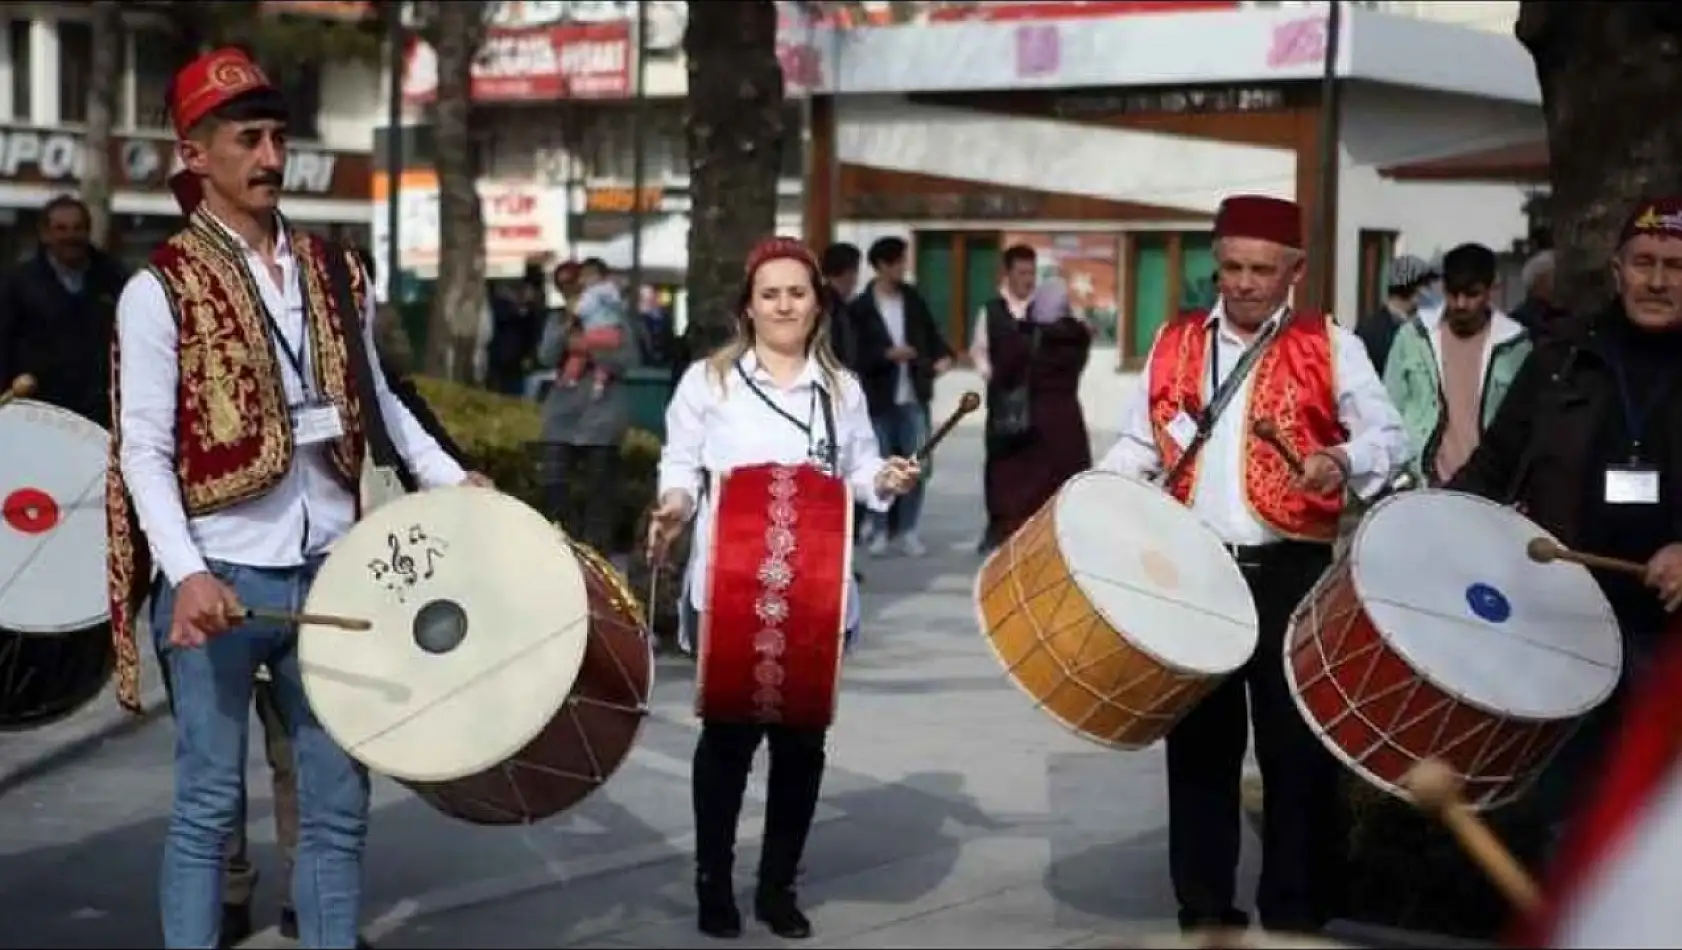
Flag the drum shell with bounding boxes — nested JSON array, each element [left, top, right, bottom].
[[976, 487, 1224, 749], [0, 622, 114, 731], [1286, 558, 1577, 810], [696, 464, 849, 730], [411, 553, 652, 824]]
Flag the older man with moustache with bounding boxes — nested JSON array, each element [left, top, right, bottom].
[[1098, 194, 1409, 936]]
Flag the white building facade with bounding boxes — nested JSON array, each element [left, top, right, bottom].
[[0, 3, 380, 267], [789, 4, 1543, 364]]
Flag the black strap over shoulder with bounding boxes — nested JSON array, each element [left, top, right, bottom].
[[321, 241, 400, 469]]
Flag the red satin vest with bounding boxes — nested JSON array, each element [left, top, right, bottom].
[[1145, 310, 1346, 541], [104, 210, 369, 712]]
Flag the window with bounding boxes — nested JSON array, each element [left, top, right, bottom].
[[10, 21, 30, 122], [130, 28, 177, 130], [1356, 229, 1399, 318], [58, 20, 91, 123]]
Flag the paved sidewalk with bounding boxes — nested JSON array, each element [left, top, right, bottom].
[[0, 419, 1475, 948]]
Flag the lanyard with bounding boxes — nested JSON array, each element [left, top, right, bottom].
[[1607, 350, 1676, 461], [733, 360, 836, 470], [266, 311, 311, 395]]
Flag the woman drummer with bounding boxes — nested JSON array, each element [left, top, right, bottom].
[[646, 236, 921, 939]]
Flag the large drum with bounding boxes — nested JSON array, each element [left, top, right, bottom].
[[0, 398, 114, 730], [698, 463, 851, 729], [1287, 489, 1623, 810], [0, 399, 110, 633], [976, 469, 1259, 749], [300, 486, 653, 825]]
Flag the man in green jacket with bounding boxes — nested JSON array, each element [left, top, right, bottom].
[[1384, 242, 1532, 486]]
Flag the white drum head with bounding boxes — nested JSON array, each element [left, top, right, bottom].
[[1053, 470, 1258, 676], [0, 400, 110, 634], [301, 486, 590, 783], [1352, 490, 1622, 721]]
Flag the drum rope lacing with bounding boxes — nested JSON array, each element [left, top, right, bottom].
[[995, 514, 1202, 733], [0, 468, 104, 616], [1289, 571, 1547, 804]]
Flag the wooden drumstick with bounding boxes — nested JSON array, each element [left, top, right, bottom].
[[1402, 758, 1543, 914], [0, 373, 35, 409], [1527, 537, 1647, 579], [243, 606, 372, 631], [914, 391, 982, 464], [1251, 418, 1305, 475]]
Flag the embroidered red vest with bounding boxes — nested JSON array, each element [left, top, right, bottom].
[[1146, 310, 1346, 542], [104, 211, 370, 712]]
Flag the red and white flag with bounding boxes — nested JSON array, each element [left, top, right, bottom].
[[1518, 633, 1682, 948]]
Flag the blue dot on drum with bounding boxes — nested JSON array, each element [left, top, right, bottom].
[[1464, 583, 1512, 624]]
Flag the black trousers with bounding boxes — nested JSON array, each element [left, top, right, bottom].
[[542, 442, 619, 554], [1165, 541, 1342, 933], [692, 720, 827, 890]]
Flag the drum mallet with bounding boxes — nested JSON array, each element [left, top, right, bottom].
[[915, 391, 982, 463], [0, 373, 35, 410], [1251, 418, 1306, 475], [241, 606, 373, 632], [1526, 537, 1647, 579], [1402, 757, 1543, 915]]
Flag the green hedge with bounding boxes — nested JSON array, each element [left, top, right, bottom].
[[414, 376, 685, 649]]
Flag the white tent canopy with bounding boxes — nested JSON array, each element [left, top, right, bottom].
[[579, 214, 689, 275]]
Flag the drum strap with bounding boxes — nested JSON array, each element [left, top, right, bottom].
[[1162, 318, 1282, 487], [323, 243, 401, 471], [732, 361, 840, 473]]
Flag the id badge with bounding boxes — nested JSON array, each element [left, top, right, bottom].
[[1604, 464, 1660, 505], [1166, 411, 1198, 450], [292, 399, 346, 446]]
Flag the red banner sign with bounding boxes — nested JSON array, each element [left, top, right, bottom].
[[403, 21, 632, 104]]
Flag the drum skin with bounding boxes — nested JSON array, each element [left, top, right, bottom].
[[1288, 565, 1577, 810], [0, 622, 113, 731], [697, 464, 850, 730], [414, 550, 652, 824], [976, 471, 1256, 750]]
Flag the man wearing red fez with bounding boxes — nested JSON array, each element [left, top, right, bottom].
[[1448, 196, 1682, 943], [1097, 193, 1408, 935], [106, 47, 487, 949]]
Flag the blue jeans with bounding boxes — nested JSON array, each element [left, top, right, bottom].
[[870, 402, 928, 538], [151, 559, 370, 949]]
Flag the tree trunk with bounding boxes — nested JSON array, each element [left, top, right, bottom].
[[81, 2, 125, 248], [683, 0, 786, 356], [424, 1, 489, 383], [1518, 2, 1682, 314]]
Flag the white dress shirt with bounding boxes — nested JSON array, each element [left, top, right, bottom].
[[1096, 301, 1408, 546], [658, 351, 891, 630], [117, 213, 467, 587]]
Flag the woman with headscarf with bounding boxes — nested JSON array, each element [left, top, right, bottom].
[[981, 275, 1094, 547]]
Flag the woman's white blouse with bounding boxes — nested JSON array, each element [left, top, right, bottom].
[[657, 353, 891, 629]]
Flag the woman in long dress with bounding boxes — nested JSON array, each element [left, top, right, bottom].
[[981, 277, 1094, 547]]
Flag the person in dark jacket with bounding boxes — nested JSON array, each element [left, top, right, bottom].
[[0, 194, 130, 427], [847, 237, 955, 558], [1447, 196, 1682, 846], [821, 241, 863, 369], [1354, 253, 1433, 375]]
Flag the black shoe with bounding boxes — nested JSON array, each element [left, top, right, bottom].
[[220, 904, 253, 948], [754, 886, 812, 939], [696, 873, 742, 938]]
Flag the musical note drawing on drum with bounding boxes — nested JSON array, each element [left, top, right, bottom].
[[1287, 489, 1624, 809], [301, 487, 653, 825], [365, 524, 449, 603], [0, 399, 111, 635]]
